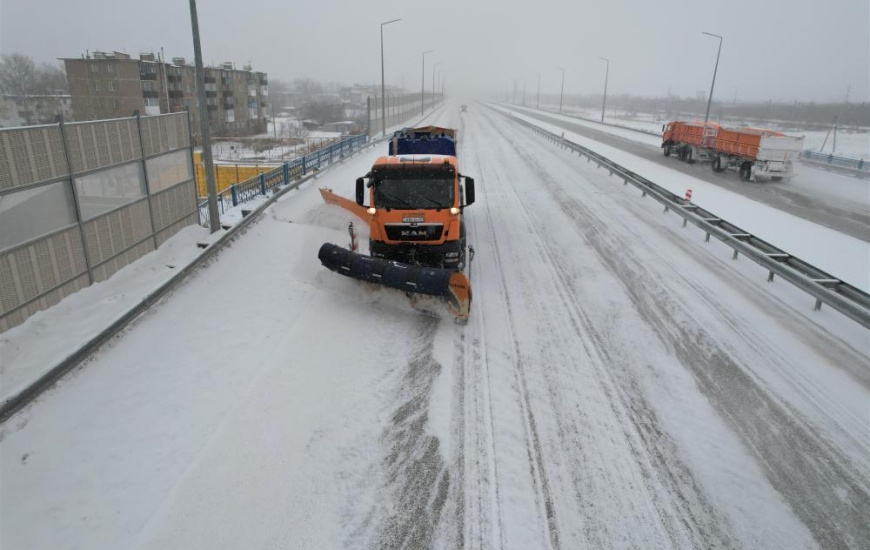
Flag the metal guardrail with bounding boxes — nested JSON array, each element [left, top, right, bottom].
[[197, 133, 369, 226], [802, 150, 869, 176], [494, 106, 870, 329]]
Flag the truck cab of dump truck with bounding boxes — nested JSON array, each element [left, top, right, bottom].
[[355, 155, 475, 269]]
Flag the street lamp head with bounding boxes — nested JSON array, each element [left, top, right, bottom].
[[423, 49, 434, 55], [557, 66, 565, 73], [599, 57, 609, 63], [702, 31, 723, 40], [381, 18, 401, 26]]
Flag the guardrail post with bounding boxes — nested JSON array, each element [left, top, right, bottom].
[[302, 155, 307, 175], [231, 184, 238, 206], [259, 173, 266, 195], [283, 162, 290, 184]]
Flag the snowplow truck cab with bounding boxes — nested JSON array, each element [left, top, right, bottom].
[[356, 154, 474, 270]]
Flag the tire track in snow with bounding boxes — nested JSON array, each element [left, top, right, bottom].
[[456, 112, 507, 550], [465, 126, 563, 550], [369, 317, 455, 550], [492, 110, 870, 549], [474, 106, 738, 549]]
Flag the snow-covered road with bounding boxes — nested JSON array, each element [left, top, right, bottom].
[[509, 105, 870, 243], [1, 105, 868, 550]]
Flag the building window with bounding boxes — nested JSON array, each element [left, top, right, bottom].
[[113, 99, 120, 110], [107, 81, 115, 92], [107, 64, 115, 74], [90, 63, 99, 73], [92, 81, 100, 92]]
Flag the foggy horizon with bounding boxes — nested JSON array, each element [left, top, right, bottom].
[[1, 0, 868, 103]]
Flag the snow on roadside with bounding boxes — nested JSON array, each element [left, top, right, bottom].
[[0, 225, 213, 405], [495, 105, 870, 292]]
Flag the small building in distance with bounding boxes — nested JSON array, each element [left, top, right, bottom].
[[0, 93, 73, 127], [61, 51, 269, 140]]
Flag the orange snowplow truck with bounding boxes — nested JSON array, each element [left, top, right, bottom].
[[662, 121, 803, 181], [318, 126, 476, 321]]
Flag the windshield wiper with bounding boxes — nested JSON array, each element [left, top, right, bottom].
[[376, 190, 414, 209], [410, 193, 447, 209]]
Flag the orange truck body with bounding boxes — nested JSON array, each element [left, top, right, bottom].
[[662, 120, 804, 181], [662, 121, 720, 148], [366, 155, 463, 250]]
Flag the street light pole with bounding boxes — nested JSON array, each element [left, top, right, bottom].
[[557, 66, 566, 113], [537, 73, 541, 109], [599, 57, 609, 123], [702, 31, 723, 123], [380, 18, 401, 137], [421, 50, 433, 115], [432, 62, 442, 100], [188, 0, 219, 233]]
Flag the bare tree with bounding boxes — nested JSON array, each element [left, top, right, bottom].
[[35, 62, 68, 93], [0, 54, 39, 124], [0, 54, 38, 95]]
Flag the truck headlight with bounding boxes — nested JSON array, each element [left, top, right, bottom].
[[450, 207, 459, 215], [367, 207, 376, 215]]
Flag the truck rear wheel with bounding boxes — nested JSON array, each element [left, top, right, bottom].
[[685, 147, 695, 164], [739, 162, 753, 181], [771, 176, 783, 182], [712, 157, 726, 173]]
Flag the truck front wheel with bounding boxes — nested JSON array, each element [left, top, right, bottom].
[[663, 144, 672, 157]]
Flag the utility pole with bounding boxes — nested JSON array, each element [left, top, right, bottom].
[[189, 0, 219, 233], [432, 62, 442, 99], [537, 73, 541, 109], [380, 18, 401, 136], [421, 50, 433, 115], [557, 66, 566, 113], [702, 32, 723, 123], [523, 78, 527, 106], [599, 57, 610, 123]]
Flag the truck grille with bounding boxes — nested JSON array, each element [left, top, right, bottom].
[[384, 223, 444, 241]]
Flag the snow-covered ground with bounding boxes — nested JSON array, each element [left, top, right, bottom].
[[498, 105, 870, 291], [1, 104, 868, 550], [538, 103, 870, 160], [508, 104, 870, 244]]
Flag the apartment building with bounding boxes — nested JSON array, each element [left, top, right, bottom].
[[62, 51, 268, 138]]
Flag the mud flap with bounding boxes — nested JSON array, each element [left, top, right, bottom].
[[318, 243, 471, 321]]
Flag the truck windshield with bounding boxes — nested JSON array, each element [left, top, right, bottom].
[[373, 171, 454, 210]]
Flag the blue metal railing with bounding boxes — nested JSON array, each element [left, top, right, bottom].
[[802, 150, 869, 176], [198, 133, 369, 226]]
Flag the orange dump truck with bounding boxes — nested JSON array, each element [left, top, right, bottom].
[[317, 127, 476, 321], [662, 121, 804, 181]]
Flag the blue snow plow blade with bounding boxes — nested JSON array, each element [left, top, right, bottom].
[[318, 243, 453, 297]]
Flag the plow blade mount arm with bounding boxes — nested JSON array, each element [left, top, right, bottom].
[[318, 243, 471, 321]]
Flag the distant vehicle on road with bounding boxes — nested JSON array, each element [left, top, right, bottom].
[[461, 105, 468, 113], [662, 121, 804, 182]]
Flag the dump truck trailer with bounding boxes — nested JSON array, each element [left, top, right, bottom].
[[662, 121, 804, 181], [318, 126, 476, 321]]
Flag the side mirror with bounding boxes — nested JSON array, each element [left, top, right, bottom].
[[464, 177, 475, 206], [355, 178, 365, 206]]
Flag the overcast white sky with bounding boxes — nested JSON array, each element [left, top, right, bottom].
[[1, 0, 868, 102]]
